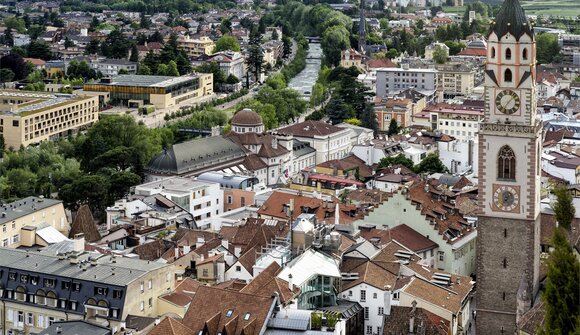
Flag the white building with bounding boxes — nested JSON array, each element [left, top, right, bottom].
[[208, 51, 246, 80], [422, 104, 484, 141], [276, 121, 353, 165], [134, 177, 223, 229], [375, 66, 438, 98], [438, 138, 478, 176]]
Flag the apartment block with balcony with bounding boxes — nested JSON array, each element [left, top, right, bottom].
[[177, 36, 215, 58], [134, 177, 223, 230], [435, 62, 477, 98], [0, 248, 176, 335], [0, 91, 99, 149], [375, 66, 438, 98]]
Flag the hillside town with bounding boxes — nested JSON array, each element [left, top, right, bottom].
[[0, 0, 577, 334]]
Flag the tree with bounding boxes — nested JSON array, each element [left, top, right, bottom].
[[246, 35, 264, 82], [387, 119, 399, 136], [378, 154, 414, 170], [4, 17, 26, 33], [386, 49, 399, 59], [139, 12, 151, 29], [0, 69, 14, 83], [237, 100, 279, 129], [156, 63, 168, 76], [344, 118, 362, 126], [0, 53, 31, 80], [540, 227, 580, 335], [64, 37, 74, 49], [195, 62, 226, 91], [67, 60, 97, 80], [282, 36, 292, 58], [137, 63, 151, 75], [433, 46, 448, 64], [26, 40, 52, 60], [166, 60, 179, 76], [85, 39, 100, 55], [552, 185, 576, 230], [414, 153, 448, 174], [321, 25, 350, 66], [271, 29, 279, 41], [100, 30, 130, 59], [536, 33, 561, 64], [214, 35, 241, 52], [129, 44, 139, 62]]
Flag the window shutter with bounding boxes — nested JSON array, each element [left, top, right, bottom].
[[7, 309, 13, 322]]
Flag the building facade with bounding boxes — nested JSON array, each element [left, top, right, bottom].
[[177, 36, 215, 58], [0, 91, 99, 149], [435, 62, 477, 97], [476, 1, 542, 333], [375, 66, 438, 98]]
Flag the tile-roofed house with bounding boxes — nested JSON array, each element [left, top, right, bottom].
[[69, 204, 100, 242], [516, 301, 546, 335], [181, 285, 276, 335], [239, 262, 300, 305], [277, 120, 346, 138], [148, 316, 193, 335], [316, 154, 373, 180], [383, 305, 449, 335], [132, 239, 176, 261]]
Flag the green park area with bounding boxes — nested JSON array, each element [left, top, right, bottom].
[[520, 0, 580, 17]]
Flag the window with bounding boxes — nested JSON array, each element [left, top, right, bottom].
[[20, 274, 28, 283], [48, 316, 55, 326], [504, 68, 512, 82], [148, 279, 152, 289], [366, 325, 372, 334], [72, 283, 81, 292], [503, 291, 506, 300], [373, 293, 377, 299], [491, 47, 495, 58], [226, 310, 233, 317], [522, 48, 528, 60], [227, 195, 233, 204], [235, 266, 241, 272], [348, 290, 352, 297], [364, 307, 369, 320], [94, 287, 108, 295], [140, 301, 144, 311], [360, 290, 366, 302], [148, 297, 152, 307], [18, 311, 24, 323], [44, 278, 56, 288], [244, 313, 251, 320], [503, 258, 507, 268], [497, 146, 516, 180], [12, 234, 18, 244], [504, 228, 507, 238], [378, 307, 384, 315], [140, 282, 144, 293], [2, 239, 8, 247], [113, 290, 123, 299], [241, 197, 245, 207], [439, 252, 445, 261], [505, 48, 511, 60], [202, 269, 209, 277], [26, 312, 33, 325], [393, 292, 400, 300]]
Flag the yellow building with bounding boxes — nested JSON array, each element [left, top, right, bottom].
[[435, 62, 477, 97], [340, 49, 364, 71], [0, 91, 99, 149], [83, 74, 213, 109], [177, 36, 215, 58], [0, 196, 69, 248]]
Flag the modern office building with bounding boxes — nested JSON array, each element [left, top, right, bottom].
[[0, 91, 99, 149], [83, 74, 213, 109]]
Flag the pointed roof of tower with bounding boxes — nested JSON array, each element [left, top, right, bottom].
[[489, 0, 533, 40]]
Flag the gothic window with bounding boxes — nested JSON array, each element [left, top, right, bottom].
[[491, 47, 496, 58], [504, 69, 512, 82], [522, 48, 528, 60], [505, 48, 511, 60], [497, 146, 516, 180]]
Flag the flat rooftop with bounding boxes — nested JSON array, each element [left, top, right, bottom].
[[0, 196, 62, 226], [0, 90, 92, 116], [92, 75, 199, 88]]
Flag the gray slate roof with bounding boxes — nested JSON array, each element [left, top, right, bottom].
[[0, 248, 168, 286], [41, 321, 111, 335], [147, 136, 246, 175], [0, 196, 62, 226]]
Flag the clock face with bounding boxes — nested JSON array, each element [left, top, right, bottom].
[[493, 184, 520, 212], [495, 90, 520, 115]]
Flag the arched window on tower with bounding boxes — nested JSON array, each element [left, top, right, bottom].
[[498, 145, 516, 180], [523, 48, 528, 60], [505, 48, 511, 60], [504, 69, 512, 82], [491, 47, 496, 58]]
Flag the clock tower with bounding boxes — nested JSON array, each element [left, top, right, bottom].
[[476, 0, 542, 334]]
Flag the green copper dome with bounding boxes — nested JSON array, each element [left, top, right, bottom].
[[489, 0, 533, 40]]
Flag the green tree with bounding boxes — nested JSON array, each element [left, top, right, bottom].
[[85, 39, 100, 55], [236, 100, 279, 129], [271, 29, 279, 41], [0, 68, 14, 83], [414, 153, 448, 174], [137, 63, 151, 75], [378, 154, 414, 170], [4, 17, 26, 33], [536, 33, 561, 64], [156, 64, 168, 76], [344, 118, 362, 126], [321, 25, 350, 66], [129, 44, 139, 62], [214, 34, 241, 52], [26, 40, 52, 60], [64, 37, 74, 49], [246, 35, 264, 82], [265, 73, 287, 90], [433, 46, 448, 64], [552, 185, 576, 230], [58, 174, 110, 214], [387, 118, 399, 136], [166, 60, 179, 76], [67, 60, 97, 80], [195, 62, 226, 91], [1, 53, 32, 80]]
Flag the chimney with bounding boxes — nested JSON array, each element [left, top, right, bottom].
[[288, 274, 293, 291], [272, 137, 278, 149], [73, 233, 85, 253], [183, 245, 191, 254], [221, 239, 229, 250], [56, 326, 62, 334], [196, 237, 205, 249], [409, 300, 417, 333], [384, 285, 392, 316]]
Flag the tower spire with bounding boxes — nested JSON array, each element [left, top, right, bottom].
[[489, 0, 533, 40], [358, 0, 366, 55]]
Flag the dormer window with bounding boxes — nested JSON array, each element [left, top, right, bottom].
[[226, 309, 233, 317], [505, 48, 511, 60]]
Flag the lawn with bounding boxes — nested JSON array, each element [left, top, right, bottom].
[[520, 0, 580, 17]]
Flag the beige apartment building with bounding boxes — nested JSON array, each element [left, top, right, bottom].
[[177, 36, 215, 58], [0, 196, 69, 248], [0, 90, 99, 149], [435, 62, 477, 97]]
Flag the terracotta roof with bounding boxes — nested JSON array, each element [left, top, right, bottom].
[[231, 108, 263, 126], [160, 292, 193, 306], [400, 276, 465, 315], [176, 278, 203, 296], [540, 213, 580, 249], [242, 154, 268, 170], [517, 301, 545, 334], [240, 262, 300, 304], [182, 285, 275, 335], [346, 189, 391, 205], [148, 317, 193, 335], [457, 48, 487, 57], [193, 238, 223, 258], [69, 205, 100, 242], [277, 120, 346, 138], [383, 306, 449, 335], [25, 58, 46, 66], [389, 224, 439, 252], [341, 260, 399, 291], [197, 253, 224, 265], [317, 154, 373, 179], [133, 240, 176, 261], [366, 57, 397, 69], [173, 229, 219, 247]]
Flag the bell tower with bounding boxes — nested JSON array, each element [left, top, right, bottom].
[[476, 0, 542, 334]]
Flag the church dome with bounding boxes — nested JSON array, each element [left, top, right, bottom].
[[489, 0, 533, 40], [231, 108, 263, 127]]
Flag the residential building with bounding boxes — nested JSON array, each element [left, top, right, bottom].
[[0, 247, 175, 334], [438, 137, 478, 175], [206, 51, 246, 81], [424, 41, 448, 61], [0, 90, 99, 149], [276, 121, 353, 164], [134, 177, 223, 229], [340, 49, 364, 71], [92, 59, 138, 76], [177, 36, 215, 58], [336, 123, 374, 145], [41, 320, 111, 335], [0, 196, 68, 248], [375, 66, 438, 98], [420, 102, 484, 141], [354, 181, 477, 276], [351, 140, 405, 166], [262, 40, 283, 67], [197, 171, 262, 212], [83, 74, 213, 109], [374, 97, 413, 131], [435, 61, 477, 97]]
